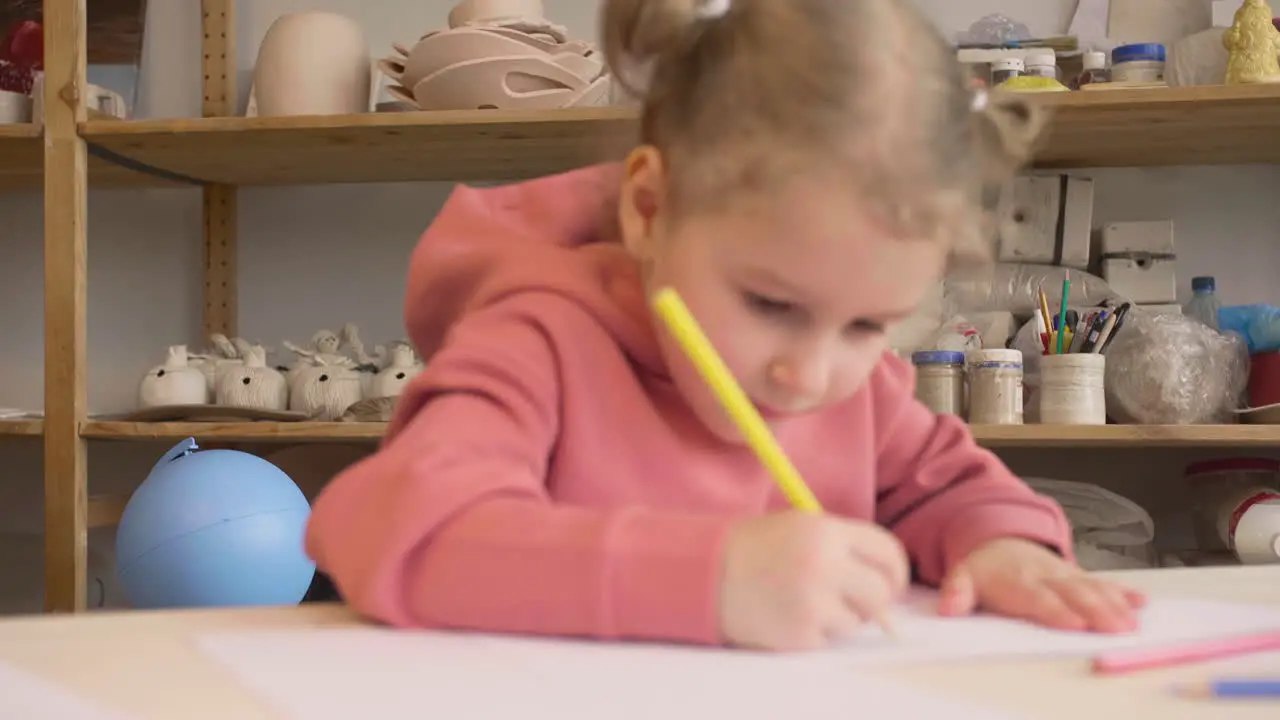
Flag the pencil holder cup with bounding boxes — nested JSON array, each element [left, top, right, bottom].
[[1038, 353, 1106, 425]]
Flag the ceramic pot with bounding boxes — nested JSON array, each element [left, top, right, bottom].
[[289, 361, 363, 421], [138, 345, 210, 409], [253, 12, 371, 116], [368, 344, 423, 399], [215, 341, 289, 411]]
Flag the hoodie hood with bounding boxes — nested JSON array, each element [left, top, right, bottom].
[[403, 163, 665, 373]]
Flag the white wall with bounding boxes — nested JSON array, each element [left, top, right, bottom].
[[0, 1, 1275, 610]]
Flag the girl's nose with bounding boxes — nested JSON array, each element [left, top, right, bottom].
[[767, 354, 829, 408]]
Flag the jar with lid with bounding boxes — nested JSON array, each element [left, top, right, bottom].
[[1023, 50, 1058, 80], [1184, 458, 1280, 561], [911, 350, 966, 417], [1072, 50, 1110, 89], [1111, 43, 1165, 83], [965, 349, 1024, 425], [990, 57, 1023, 85]]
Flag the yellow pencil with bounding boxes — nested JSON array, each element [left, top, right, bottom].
[[650, 287, 897, 638], [651, 287, 823, 513]]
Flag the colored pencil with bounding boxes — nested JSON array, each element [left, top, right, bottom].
[[1175, 678, 1280, 699], [1056, 271, 1070, 354], [1092, 630, 1280, 675]]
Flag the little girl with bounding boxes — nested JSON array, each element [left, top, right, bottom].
[[306, 0, 1145, 651]]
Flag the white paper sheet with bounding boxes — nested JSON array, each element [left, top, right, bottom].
[[197, 627, 1026, 720], [0, 661, 136, 719], [827, 586, 1280, 663], [195, 588, 1280, 720]]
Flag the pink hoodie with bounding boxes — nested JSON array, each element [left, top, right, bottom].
[[304, 164, 1074, 645]]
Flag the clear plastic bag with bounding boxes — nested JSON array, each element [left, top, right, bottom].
[[944, 263, 1122, 317], [1023, 477, 1155, 570], [956, 13, 1032, 45], [1103, 309, 1250, 424]]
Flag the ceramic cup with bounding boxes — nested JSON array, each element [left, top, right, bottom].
[[0, 90, 32, 124], [30, 77, 128, 124]]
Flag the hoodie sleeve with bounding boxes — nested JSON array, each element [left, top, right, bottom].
[[304, 293, 731, 645], [869, 353, 1074, 584]]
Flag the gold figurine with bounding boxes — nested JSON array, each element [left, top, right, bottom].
[[1224, 0, 1280, 84]]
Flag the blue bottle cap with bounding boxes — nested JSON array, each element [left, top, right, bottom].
[[911, 350, 966, 365], [1192, 276, 1215, 292], [1112, 43, 1166, 64]]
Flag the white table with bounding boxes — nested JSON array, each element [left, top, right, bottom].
[[0, 566, 1276, 719]]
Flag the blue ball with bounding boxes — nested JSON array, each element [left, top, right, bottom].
[[116, 437, 316, 609]]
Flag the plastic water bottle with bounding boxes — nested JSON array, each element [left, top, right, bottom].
[[1184, 276, 1221, 331]]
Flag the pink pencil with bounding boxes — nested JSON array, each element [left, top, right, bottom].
[[1092, 630, 1280, 675]]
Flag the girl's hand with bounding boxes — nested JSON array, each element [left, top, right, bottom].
[[937, 537, 1147, 632], [718, 511, 910, 651]]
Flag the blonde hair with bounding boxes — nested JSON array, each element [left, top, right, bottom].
[[601, 0, 1045, 262]]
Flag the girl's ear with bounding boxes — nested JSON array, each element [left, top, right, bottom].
[[617, 144, 668, 261]]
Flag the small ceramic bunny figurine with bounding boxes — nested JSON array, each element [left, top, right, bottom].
[[138, 345, 210, 408], [187, 333, 244, 392], [368, 343, 424, 399], [283, 326, 356, 387], [284, 323, 382, 397], [215, 339, 289, 411], [288, 357, 364, 420]]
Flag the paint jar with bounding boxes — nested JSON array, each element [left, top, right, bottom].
[[990, 57, 1024, 85], [966, 349, 1023, 425], [1024, 50, 1058, 80], [912, 350, 966, 417], [1184, 459, 1280, 562], [1038, 353, 1106, 424], [1111, 43, 1166, 83], [1073, 51, 1111, 89]]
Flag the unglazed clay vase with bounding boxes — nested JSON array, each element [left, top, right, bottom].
[[253, 12, 371, 116]]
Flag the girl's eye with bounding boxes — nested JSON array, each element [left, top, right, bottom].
[[744, 292, 795, 316], [844, 318, 886, 337]]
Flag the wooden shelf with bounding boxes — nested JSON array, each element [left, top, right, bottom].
[[0, 124, 42, 191], [973, 423, 1280, 448], [0, 419, 42, 437], [74, 84, 1280, 188], [77, 420, 1280, 448], [81, 420, 387, 442], [1033, 83, 1280, 168], [79, 106, 638, 186], [0, 123, 188, 191]]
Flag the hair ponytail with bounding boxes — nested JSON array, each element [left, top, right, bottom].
[[973, 90, 1048, 181], [602, 0, 704, 99]]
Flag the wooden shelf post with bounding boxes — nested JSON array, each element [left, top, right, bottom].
[[42, 0, 90, 613], [202, 0, 238, 339]]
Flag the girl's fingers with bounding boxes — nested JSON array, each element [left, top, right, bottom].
[[840, 525, 911, 598], [1001, 582, 1088, 631], [1057, 578, 1141, 633], [839, 562, 897, 631], [1122, 586, 1149, 608], [936, 566, 978, 617]]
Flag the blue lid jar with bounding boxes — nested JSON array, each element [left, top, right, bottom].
[[911, 350, 966, 366], [1112, 43, 1166, 64]]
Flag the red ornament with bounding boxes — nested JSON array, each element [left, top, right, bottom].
[[0, 20, 41, 96], [1, 20, 43, 69]]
